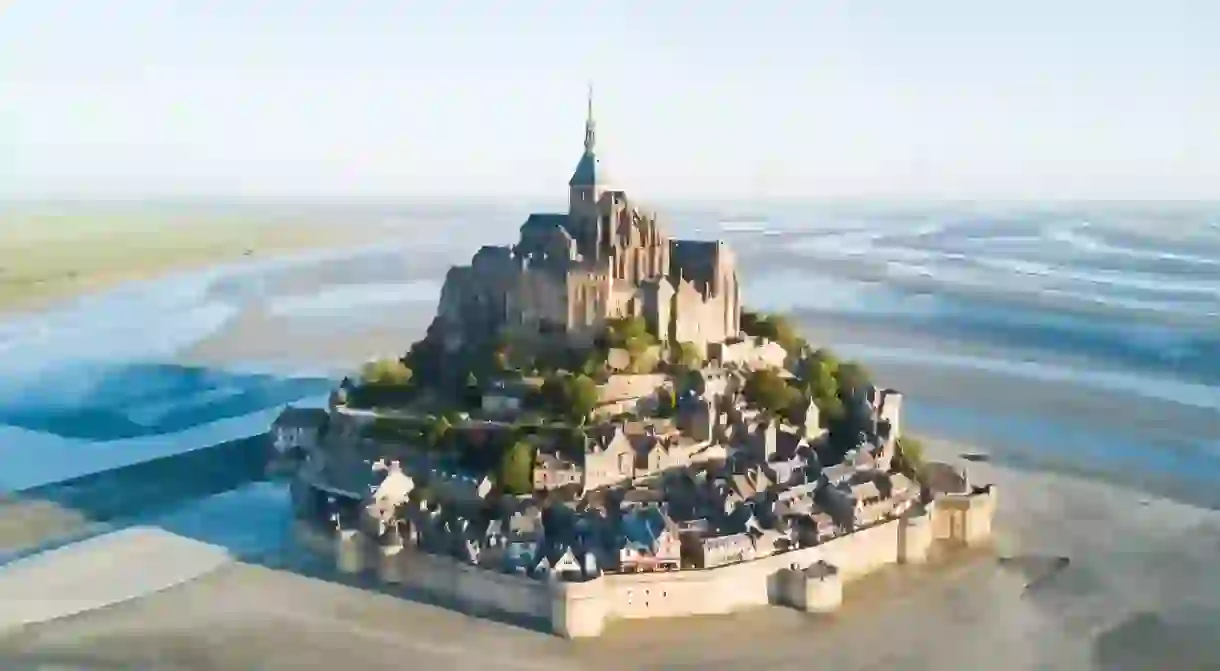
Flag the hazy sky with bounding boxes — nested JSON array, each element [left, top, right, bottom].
[[2, 1, 1217, 202]]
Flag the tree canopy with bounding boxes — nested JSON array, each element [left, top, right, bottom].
[[672, 341, 702, 371], [743, 369, 801, 416], [893, 436, 927, 479], [360, 358, 413, 386], [498, 439, 536, 495], [565, 375, 600, 424], [604, 316, 651, 347], [541, 372, 600, 424], [655, 386, 677, 418], [740, 309, 804, 356], [422, 414, 454, 449], [793, 348, 845, 424], [347, 358, 417, 408], [835, 360, 873, 397]]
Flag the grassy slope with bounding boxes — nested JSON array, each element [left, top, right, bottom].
[[0, 210, 378, 313]]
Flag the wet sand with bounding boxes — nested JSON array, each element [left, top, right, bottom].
[[2, 440, 1219, 670], [0, 215, 410, 315], [2, 219, 1216, 669]]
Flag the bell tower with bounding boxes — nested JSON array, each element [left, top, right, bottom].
[[569, 86, 604, 209], [568, 84, 606, 258]]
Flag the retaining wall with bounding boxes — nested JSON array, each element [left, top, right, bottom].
[[301, 487, 994, 638]]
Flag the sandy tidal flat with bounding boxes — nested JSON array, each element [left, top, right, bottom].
[[0, 204, 1216, 669], [2, 440, 1219, 670], [0, 211, 411, 314]]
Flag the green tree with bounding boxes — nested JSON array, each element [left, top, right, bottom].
[[540, 372, 569, 410], [564, 374, 600, 425], [579, 349, 608, 377], [893, 436, 927, 478], [498, 439, 536, 495], [673, 341, 702, 371], [795, 348, 844, 424], [743, 369, 800, 414], [423, 414, 453, 449], [740, 309, 801, 355], [628, 346, 660, 373], [559, 425, 588, 458], [604, 317, 657, 370], [835, 360, 873, 396], [655, 386, 677, 418], [605, 316, 650, 346], [538, 372, 600, 424], [360, 358, 413, 386]]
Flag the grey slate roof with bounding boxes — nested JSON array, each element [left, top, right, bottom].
[[569, 151, 604, 187]]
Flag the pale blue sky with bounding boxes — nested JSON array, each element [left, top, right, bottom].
[[2, 1, 1216, 202]]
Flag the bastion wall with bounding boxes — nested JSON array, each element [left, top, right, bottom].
[[300, 486, 997, 638]]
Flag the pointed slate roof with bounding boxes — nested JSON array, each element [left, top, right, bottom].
[[569, 85, 608, 188], [569, 151, 605, 187]]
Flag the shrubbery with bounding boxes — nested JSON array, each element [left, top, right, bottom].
[[893, 436, 927, 478], [540, 372, 600, 424], [360, 358, 413, 386], [498, 439, 536, 495], [741, 309, 804, 356]]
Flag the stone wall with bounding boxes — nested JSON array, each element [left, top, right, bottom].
[[553, 512, 930, 635], [394, 551, 552, 620], [300, 487, 993, 639], [322, 527, 553, 623], [597, 374, 669, 404], [932, 486, 998, 548]]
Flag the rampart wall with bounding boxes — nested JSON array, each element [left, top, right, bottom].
[[300, 485, 997, 638]]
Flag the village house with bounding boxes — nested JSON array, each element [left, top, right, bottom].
[[617, 505, 682, 572], [532, 542, 601, 581], [849, 472, 917, 527], [364, 460, 415, 533], [707, 336, 787, 370], [787, 510, 840, 547], [688, 531, 756, 568], [503, 505, 545, 572], [691, 367, 743, 403], [428, 468, 494, 504], [583, 424, 636, 490], [271, 406, 330, 455], [481, 379, 537, 418], [533, 450, 583, 491]]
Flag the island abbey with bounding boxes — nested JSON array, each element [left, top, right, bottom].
[[434, 90, 741, 352], [273, 91, 998, 640]]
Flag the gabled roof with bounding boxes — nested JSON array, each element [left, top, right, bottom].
[[521, 212, 571, 233], [273, 406, 328, 429], [619, 506, 677, 552]]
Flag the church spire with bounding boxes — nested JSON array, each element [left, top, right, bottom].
[[583, 83, 596, 154]]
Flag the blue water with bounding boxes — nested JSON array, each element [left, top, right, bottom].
[[734, 206, 1220, 498], [0, 203, 1217, 555]]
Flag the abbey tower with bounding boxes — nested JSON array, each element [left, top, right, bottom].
[[433, 90, 742, 353]]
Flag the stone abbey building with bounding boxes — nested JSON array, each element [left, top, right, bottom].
[[435, 92, 742, 352]]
